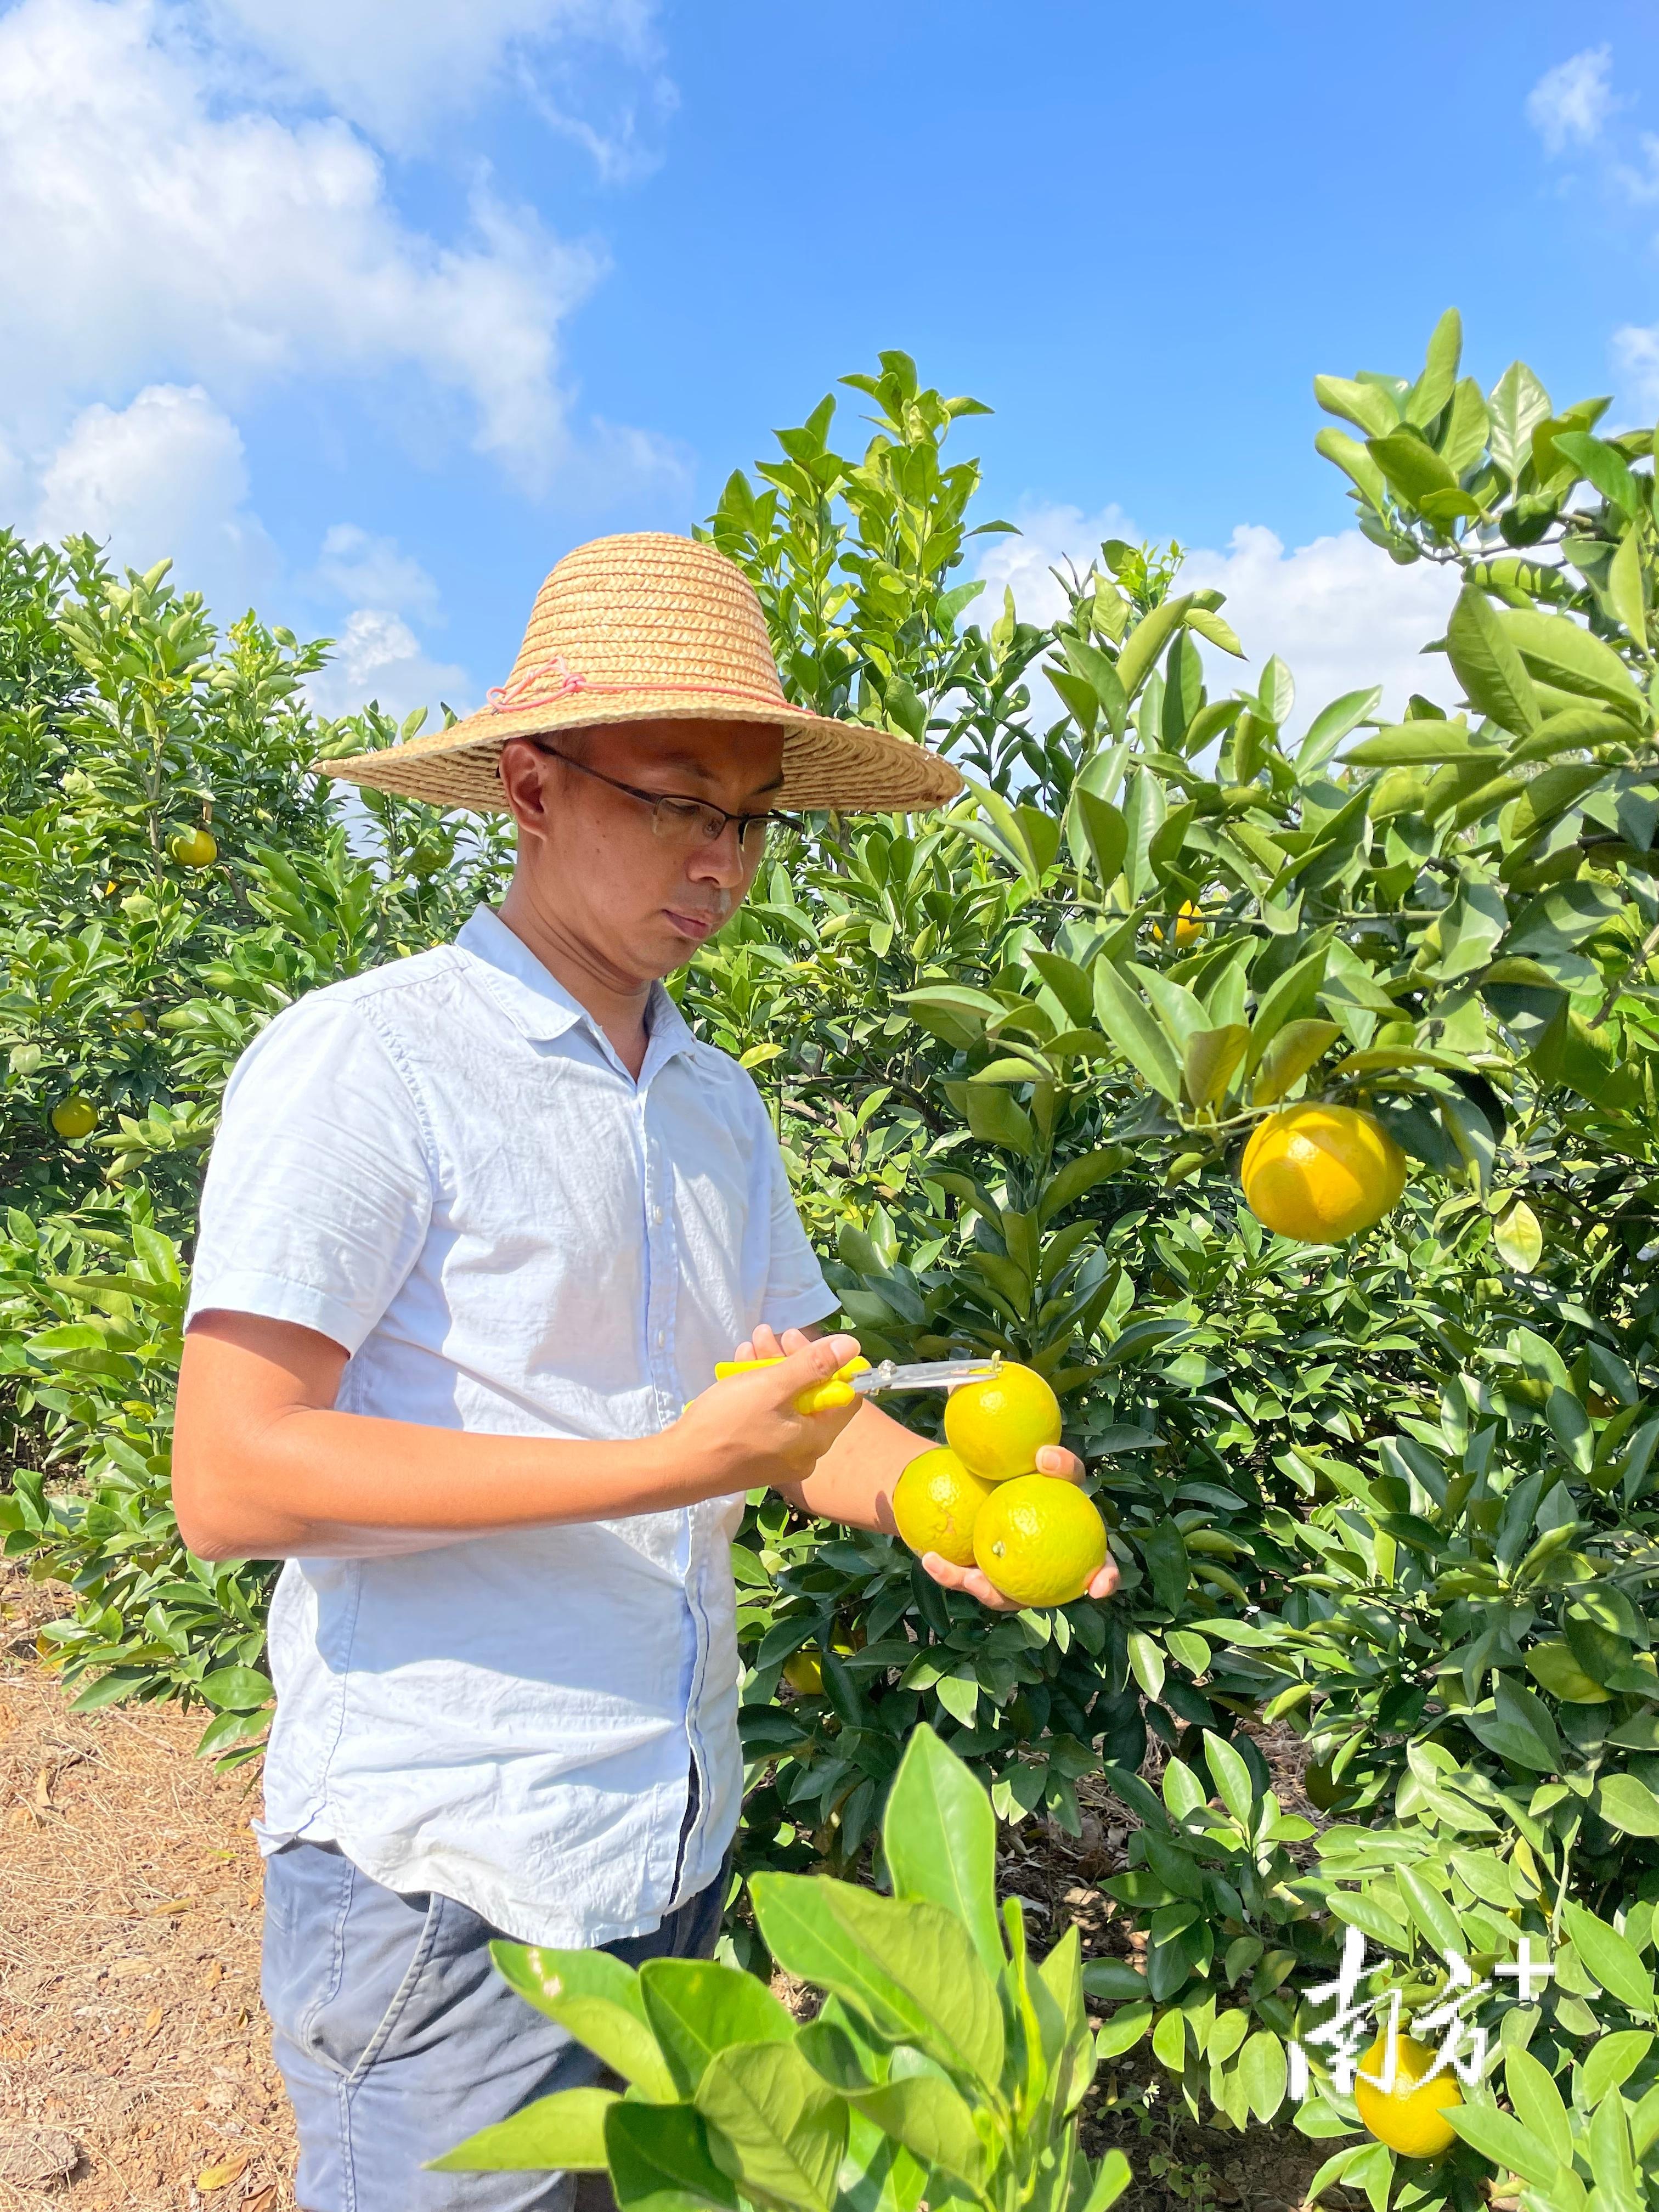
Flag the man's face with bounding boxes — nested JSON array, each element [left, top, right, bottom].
[[498, 718, 786, 984]]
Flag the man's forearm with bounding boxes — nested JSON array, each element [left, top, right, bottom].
[[174, 1314, 864, 1561], [177, 1403, 731, 1560], [776, 1398, 932, 1533]]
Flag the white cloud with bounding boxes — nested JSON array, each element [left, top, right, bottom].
[[978, 505, 1463, 735], [206, 0, 668, 158], [30, 383, 276, 608], [1526, 46, 1615, 156], [1614, 324, 1659, 414], [305, 608, 473, 724], [1181, 525, 1463, 729], [0, 0, 605, 488], [312, 524, 443, 623]]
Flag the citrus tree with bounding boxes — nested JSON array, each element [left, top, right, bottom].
[[0, 532, 511, 1746]]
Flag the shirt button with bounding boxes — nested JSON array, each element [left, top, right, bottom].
[[653, 1205, 665, 1223], [656, 1330, 665, 1348]]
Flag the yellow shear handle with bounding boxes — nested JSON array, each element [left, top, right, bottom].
[[713, 1355, 871, 1415]]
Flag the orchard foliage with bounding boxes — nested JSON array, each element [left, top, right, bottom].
[[3, 326, 1659, 2199]]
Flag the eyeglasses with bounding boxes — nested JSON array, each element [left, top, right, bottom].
[[523, 742, 792, 859]]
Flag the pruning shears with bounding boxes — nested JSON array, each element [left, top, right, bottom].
[[712, 1351, 1003, 1417]]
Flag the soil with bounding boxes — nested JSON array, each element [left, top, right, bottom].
[[0, 1562, 1334, 2212]]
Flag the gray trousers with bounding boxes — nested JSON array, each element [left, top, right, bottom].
[[262, 1835, 728, 2212]]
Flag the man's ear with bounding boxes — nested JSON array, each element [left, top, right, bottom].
[[497, 741, 555, 837]]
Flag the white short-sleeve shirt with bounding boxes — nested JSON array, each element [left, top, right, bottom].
[[185, 905, 834, 1945]]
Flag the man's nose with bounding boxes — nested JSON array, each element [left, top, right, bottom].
[[686, 823, 751, 888]]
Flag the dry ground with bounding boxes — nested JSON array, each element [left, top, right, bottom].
[[0, 1561, 1331, 2212], [0, 1571, 295, 2210]]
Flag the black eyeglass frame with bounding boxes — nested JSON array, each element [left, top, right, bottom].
[[520, 740, 796, 857]]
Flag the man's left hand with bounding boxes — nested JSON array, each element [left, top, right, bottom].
[[731, 1324, 1120, 1613]]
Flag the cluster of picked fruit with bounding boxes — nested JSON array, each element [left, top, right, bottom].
[[891, 1362, 1108, 1609]]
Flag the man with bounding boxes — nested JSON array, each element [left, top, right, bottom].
[[173, 532, 1118, 2212]]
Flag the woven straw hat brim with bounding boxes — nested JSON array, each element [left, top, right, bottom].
[[313, 528, 962, 814], [318, 692, 963, 814]]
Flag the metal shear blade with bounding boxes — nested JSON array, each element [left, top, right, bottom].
[[848, 1353, 1003, 1397]]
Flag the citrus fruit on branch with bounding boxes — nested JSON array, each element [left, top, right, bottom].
[[50, 1098, 97, 1141], [168, 827, 218, 869], [1353, 2032, 1461, 2158], [944, 1362, 1062, 1481], [1240, 1102, 1407, 1243], [891, 1447, 996, 1567], [972, 1475, 1108, 1609]]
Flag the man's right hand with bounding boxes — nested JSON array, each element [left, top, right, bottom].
[[668, 1332, 864, 1496]]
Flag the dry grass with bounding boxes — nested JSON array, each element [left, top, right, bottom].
[[0, 1567, 294, 2210]]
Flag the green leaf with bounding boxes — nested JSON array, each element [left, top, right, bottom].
[[1237, 2030, 1288, 2123], [1251, 1018, 1341, 1107], [490, 1944, 678, 2101], [1314, 375, 1401, 438], [1492, 1199, 1544, 1274], [1138, 1521, 1190, 1616], [1609, 526, 1647, 639], [607, 2100, 742, 2212], [1488, 362, 1553, 484], [1203, 1731, 1256, 1828], [1245, 947, 1330, 1072], [1446, 2106, 1570, 2192], [750, 1876, 1005, 2089], [847, 2076, 985, 2189], [1395, 1866, 1463, 1958], [430, 2086, 618, 2173], [1446, 584, 1542, 735], [697, 2042, 849, 2212], [1091, 961, 1183, 1103], [1182, 1024, 1249, 1108], [1502, 608, 1647, 721], [881, 1723, 1006, 1979], [1117, 594, 1195, 700], [1562, 1903, 1656, 2018], [1346, 719, 1483, 766], [198, 1665, 273, 1712], [1552, 430, 1641, 517], [1092, 2002, 1153, 2059], [1581, 2029, 1654, 2108], [1504, 2047, 1570, 2163], [1076, 2151, 1133, 2212], [1315, 430, 1389, 516], [1407, 308, 1463, 427], [1368, 428, 1462, 507], [1297, 686, 1384, 775], [1075, 792, 1128, 884], [640, 1960, 797, 2097], [1597, 1774, 1659, 1837]]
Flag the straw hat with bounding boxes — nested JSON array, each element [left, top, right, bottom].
[[317, 532, 963, 814]]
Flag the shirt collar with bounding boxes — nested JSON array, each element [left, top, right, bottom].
[[456, 905, 698, 1074]]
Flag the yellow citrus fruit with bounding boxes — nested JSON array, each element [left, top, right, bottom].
[[1239, 1102, 1407, 1244], [1353, 2032, 1461, 2158], [891, 1447, 997, 1568], [944, 1362, 1062, 1481], [782, 1639, 853, 1697], [118, 1009, 147, 1032], [50, 1098, 97, 1141], [1155, 900, 1204, 947], [972, 1475, 1108, 1609], [168, 827, 218, 868]]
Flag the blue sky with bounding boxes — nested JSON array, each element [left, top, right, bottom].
[[3, 0, 1658, 729]]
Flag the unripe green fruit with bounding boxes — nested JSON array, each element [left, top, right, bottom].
[[51, 1097, 97, 1140], [168, 828, 218, 868]]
